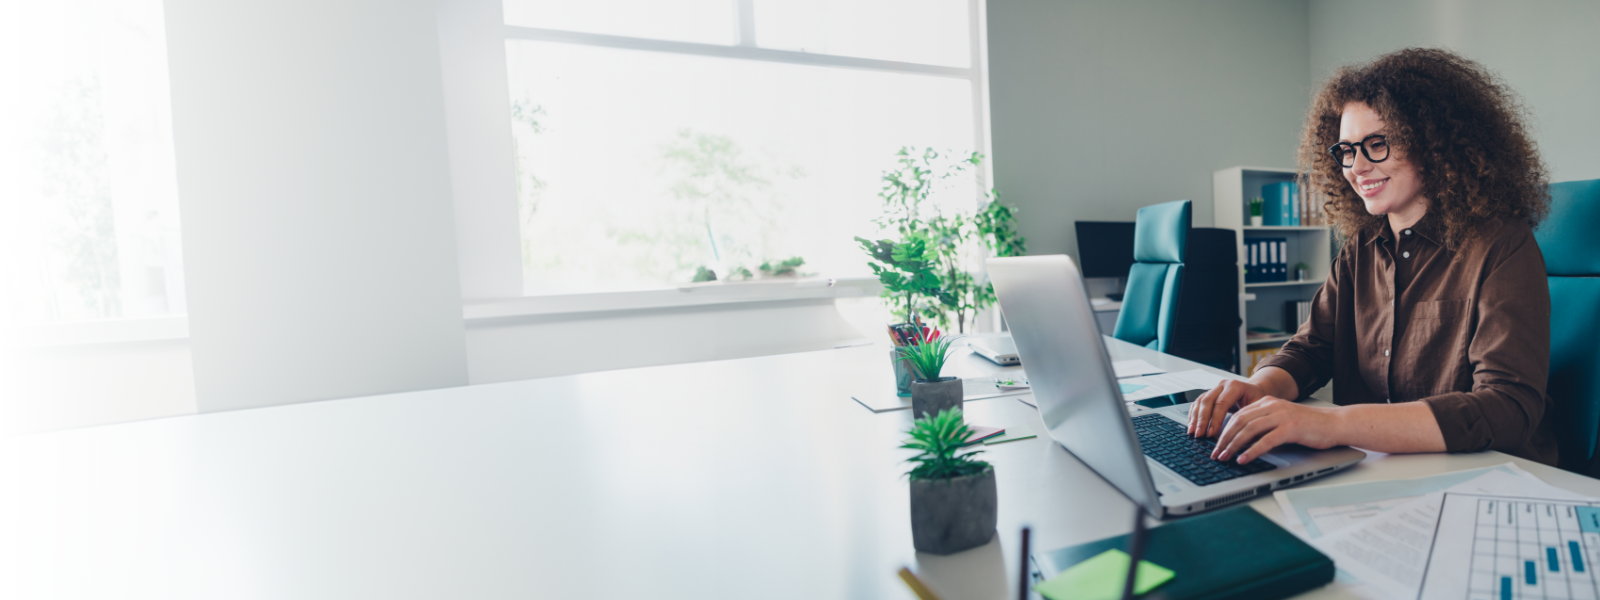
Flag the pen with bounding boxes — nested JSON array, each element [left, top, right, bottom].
[[1017, 526, 1031, 600], [897, 567, 944, 600], [1122, 507, 1148, 600]]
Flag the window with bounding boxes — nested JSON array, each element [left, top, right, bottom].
[[0, 0, 185, 326], [502, 0, 988, 296]]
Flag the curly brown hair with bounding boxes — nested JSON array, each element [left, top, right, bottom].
[[1297, 48, 1549, 247]]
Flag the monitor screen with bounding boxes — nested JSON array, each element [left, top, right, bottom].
[[1074, 221, 1136, 279]]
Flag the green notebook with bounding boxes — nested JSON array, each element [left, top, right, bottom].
[[1032, 507, 1333, 600]]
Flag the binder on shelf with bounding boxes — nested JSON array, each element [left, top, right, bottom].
[[1245, 240, 1256, 283], [1269, 239, 1280, 281], [1261, 182, 1297, 226], [1277, 239, 1288, 281], [1285, 300, 1311, 332], [1290, 182, 1301, 226]]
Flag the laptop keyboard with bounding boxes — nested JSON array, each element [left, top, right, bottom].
[[1132, 413, 1277, 486]]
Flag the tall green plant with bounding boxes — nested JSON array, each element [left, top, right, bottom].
[[856, 230, 945, 322], [860, 147, 1026, 332], [903, 408, 991, 481]]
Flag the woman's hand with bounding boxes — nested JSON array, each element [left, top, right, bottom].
[[1186, 379, 1271, 438], [1211, 398, 1345, 464]]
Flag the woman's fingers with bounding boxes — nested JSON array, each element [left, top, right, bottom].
[[1187, 382, 1225, 436], [1213, 410, 1269, 460], [1204, 383, 1248, 438], [1236, 429, 1291, 464]]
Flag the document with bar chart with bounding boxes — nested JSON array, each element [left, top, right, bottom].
[[1421, 494, 1600, 600]]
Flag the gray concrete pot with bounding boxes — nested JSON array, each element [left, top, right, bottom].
[[911, 377, 962, 420], [910, 468, 997, 555]]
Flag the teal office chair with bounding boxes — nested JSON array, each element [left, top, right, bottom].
[[1535, 179, 1600, 476], [1113, 199, 1192, 353]]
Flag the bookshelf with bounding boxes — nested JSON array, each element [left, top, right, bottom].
[[1213, 167, 1335, 375]]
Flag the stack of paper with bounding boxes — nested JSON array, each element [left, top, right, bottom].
[[1118, 369, 1227, 402], [1275, 464, 1595, 599]]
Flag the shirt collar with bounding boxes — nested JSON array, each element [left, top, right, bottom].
[[1367, 210, 1442, 246]]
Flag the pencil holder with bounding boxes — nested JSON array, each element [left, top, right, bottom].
[[892, 348, 914, 397]]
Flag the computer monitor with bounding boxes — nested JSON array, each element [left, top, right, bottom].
[[1074, 221, 1136, 279]]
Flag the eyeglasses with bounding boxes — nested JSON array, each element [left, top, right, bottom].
[[1328, 134, 1389, 168]]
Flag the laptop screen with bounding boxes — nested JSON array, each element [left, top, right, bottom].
[[987, 255, 1163, 516]]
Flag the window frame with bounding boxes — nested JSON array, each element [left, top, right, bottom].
[[499, 0, 994, 307]]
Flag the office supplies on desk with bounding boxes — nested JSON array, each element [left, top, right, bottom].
[[852, 376, 1031, 413], [1032, 507, 1331, 600], [1112, 359, 1165, 378], [1420, 493, 1600, 600], [1274, 462, 1538, 540], [1034, 548, 1173, 600], [988, 255, 1364, 517], [1117, 369, 1225, 403], [968, 337, 1021, 366], [1121, 506, 1148, 600], [962, 425, 1005, 445], [1308, 469, 1593, 599], [897, 567, 944, 600], [1016, 526, 1031, 600], [982, 425, 1038, 445], [994, 375, 1029, 390]]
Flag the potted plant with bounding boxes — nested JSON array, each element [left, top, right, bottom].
[[903, 407, 997, 555], [858, 147, 1027, 334], [897, 323, 962, 420], [1250, 196, 1265, 226]]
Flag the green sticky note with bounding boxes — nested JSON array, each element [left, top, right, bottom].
[[1035, 548, 1174, 600]]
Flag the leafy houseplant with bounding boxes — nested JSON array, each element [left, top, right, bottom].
[[897, 325, 963, 420], [858, 148, 1027, 334], [1250, 196, 1265, 227], [903, 408, 997, 555]]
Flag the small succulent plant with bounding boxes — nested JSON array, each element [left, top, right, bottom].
[[902, 408, 991, 481]]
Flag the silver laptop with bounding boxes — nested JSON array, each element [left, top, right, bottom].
[[987, 255, 1364, 518], [968, 338, 1021, 366]]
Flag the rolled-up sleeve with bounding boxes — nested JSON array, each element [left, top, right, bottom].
[[1258, 250, 1345, 399], [1422, 230, 1552, 455]]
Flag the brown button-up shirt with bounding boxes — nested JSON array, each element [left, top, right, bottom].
[[1258, 211, 1555, 465]]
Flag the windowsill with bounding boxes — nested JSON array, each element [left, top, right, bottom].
[[464, 276, 882, 321], [5, 277, 886, 348], [1, 315, 190, 350]]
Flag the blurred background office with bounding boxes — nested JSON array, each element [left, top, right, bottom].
[[3, 0, 1597, 435]]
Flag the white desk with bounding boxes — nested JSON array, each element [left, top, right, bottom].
[[1, 337, 1593, 599]]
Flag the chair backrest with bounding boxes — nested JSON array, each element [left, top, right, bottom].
[[1534, 179, 1600, 475], [1167, 227, 1242, 370], [1113, 200, 1192, 352]]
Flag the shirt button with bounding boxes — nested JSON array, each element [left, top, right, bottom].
[[1404, 229, 1412, 235], [1384, 349, 1390, 356], [1402, 251, 1411, 258]]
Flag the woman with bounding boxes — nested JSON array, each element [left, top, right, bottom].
[[1187, 48, 1556, 466]]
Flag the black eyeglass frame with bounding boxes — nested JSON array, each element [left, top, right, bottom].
[[1327, 134, 1390, 168]]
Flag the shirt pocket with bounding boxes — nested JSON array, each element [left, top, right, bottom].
[[1412, 299, 1470, 321], [1406, 299, 1473, 395]]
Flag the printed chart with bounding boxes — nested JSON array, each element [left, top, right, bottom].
[[1423, 494, 1600, 600]]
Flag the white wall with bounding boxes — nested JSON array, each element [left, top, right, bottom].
[[985, 0, 1312, 259], [436, 0, 524, 300], [1309, 0, 1600, 184], [164, 0, 470, 413], [0, 340, 195, 437]]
